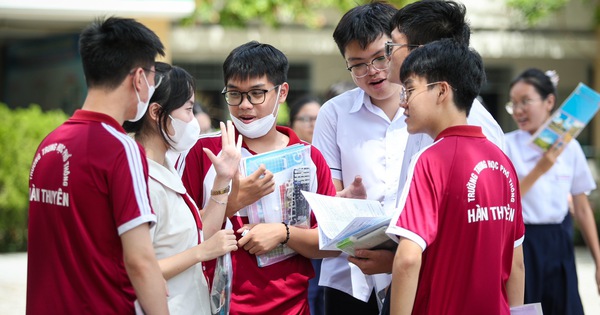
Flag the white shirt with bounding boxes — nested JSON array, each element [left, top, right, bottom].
[[147, 158, 211, 315], [504, 129, 596, 224], [312, 87, 408, 302], [396, 98, 507, 203]]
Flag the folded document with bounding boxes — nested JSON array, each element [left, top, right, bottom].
[[301, 191, 396, 256]]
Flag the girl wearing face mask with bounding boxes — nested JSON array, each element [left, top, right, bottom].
[[124, 62, 241, 315], [504, 68, 600, 315]]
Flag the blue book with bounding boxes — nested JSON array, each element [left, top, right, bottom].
[[529, 82, 600, 152]]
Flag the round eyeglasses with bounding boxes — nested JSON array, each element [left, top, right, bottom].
[[400, 81, 445, 105], [346, 56, 389, 78], [505, 98, 541, 115], [221, 85, 281, 106], [384, 41, 420, 58]]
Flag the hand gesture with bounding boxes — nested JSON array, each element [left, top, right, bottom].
[[227, 165, 275, 215], [197, 229, 238, 261], [336, 175, 367, 199], [236, 223, 285, 255], [204, 120, 243, 181], [347, 249, 395, 275]]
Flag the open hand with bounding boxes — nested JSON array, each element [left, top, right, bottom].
[[204, 120, 243, 181]]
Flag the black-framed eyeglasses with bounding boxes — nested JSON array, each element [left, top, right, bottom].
[[346, 56, 388, 78], [384, 41, 420, 58], [400, 81, 445, 105], [221, 85, 280, 106], [142, 68, 164, 89]]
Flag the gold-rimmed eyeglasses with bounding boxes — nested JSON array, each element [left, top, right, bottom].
[[400, 81, 445, 105]]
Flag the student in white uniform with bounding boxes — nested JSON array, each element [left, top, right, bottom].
[[124, 62, 240, 315], [504, 68, 600, 315], [312, 3, 407, 313], [355, 2, 507, 314]]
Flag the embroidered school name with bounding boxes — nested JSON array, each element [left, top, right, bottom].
[[468, 204, 515, 223], [466, 159, 516, 223], [29, 142, 72, 207], [29, 186, 69, 207]]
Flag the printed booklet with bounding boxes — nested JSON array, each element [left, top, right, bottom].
[[529, 82, 600, 152], [301, 191, 396, 256]]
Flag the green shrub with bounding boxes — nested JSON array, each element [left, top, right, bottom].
[[0, 103, 68, 252]]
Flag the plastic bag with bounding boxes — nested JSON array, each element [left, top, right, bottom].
[[210, 253, 232, 315]]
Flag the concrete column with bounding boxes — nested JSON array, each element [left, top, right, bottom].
[[137, 17, 172, 63]]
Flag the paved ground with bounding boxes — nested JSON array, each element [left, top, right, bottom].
[[1, 248, 599, 314]]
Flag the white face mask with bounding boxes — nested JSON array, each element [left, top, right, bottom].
[[129, 72, 155, 122], [163, 115, 201, 153], [230, 85, 281, 139]]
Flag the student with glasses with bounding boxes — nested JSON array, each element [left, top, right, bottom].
[[289, 95, 321, 144], [387, 37, 525, 315], [312, 2, 408, 314], [504, 68, 600, 315], [180, 41, 337, 315], [330, 1, 508, 314], [27, 17, 168, 314]]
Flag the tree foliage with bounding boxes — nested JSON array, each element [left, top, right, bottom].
[[0, 103, 67, 251], [186, 0, 413, 28], [507, 0, 600, 25]]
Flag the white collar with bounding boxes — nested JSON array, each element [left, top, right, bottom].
[[148, 158, 187, 194]]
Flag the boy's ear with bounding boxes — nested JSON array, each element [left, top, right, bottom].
[[278, 82, 290, 103], [436, 81, 454, 107]]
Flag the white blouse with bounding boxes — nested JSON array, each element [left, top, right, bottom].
[[505, 129, 596, 224], [148, 158, 211, 315]]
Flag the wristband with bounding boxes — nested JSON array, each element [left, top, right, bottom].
[[281, 222, 290, 245], [210, 196, 227, 205], [211, 185, 230, 196]]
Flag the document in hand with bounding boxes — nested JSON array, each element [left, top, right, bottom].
[[240, 144, 314, 267], [300, 191, 396, 256], [510, 303, 543, 315], [529, 82, 600, 152]]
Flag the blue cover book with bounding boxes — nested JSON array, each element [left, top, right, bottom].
[[529, 82, 600, 152]]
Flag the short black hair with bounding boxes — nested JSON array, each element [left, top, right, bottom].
[[333, 1, 397, 57], [400, 38, 485, 115], [223, 41, 288, 86], [390, 0, 470, 47], [79, 17, 165, 89], [123, 62, 196, 149]]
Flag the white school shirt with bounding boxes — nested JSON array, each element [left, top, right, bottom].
[[147, 159, 211, 315], [504, 129, 596, 224], [312, 87, 408, 302], [395, 98, 507, 202]]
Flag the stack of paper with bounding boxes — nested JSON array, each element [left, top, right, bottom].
[[301, 191, 396, 256]]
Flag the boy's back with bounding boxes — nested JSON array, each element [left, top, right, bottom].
[[389, 125, 523, 314], [27, 111, 153, 313]]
